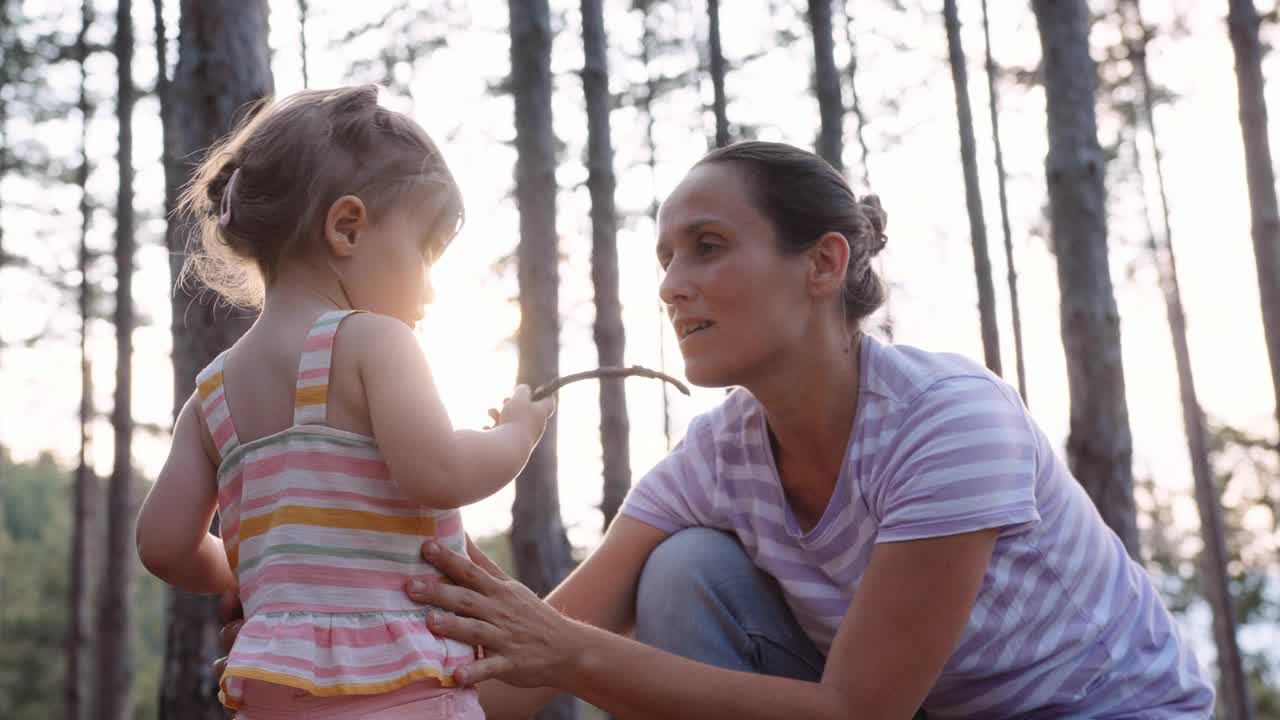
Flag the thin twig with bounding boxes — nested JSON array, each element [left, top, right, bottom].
[[532, 365, 690, 401]]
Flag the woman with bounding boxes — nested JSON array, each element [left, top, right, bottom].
[[223, 142, 1213, 718]]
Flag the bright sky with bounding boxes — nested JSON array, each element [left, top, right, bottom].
[[2, 0, 1278, 573]]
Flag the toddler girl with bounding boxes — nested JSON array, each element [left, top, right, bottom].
[[136, 85, 552, 719]]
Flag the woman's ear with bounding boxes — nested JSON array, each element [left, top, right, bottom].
[[808, 231, 851, 299], [325, 195, 368, 258]]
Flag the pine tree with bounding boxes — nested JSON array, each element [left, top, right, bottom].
[[66, 3, 96, 718], [979, 0, 1027, 402], [581, 0, 632, 531], [1226, 0, 1280, 448], [707, 0, 729, 147], [943, 0, 1001, 375], [297, 0, 310, 87], [156, 2, 272, 717], [1122, 2, 1251, 713], [1031, 0, 1139, 557], [808, 0, 843, 170], [839, 0, 872, 187], [94, 1, 137, 716], [505, 18, 576, 718]]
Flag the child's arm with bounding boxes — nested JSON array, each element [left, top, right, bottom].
[[351, 314, 552, 509], [135, 393, 237, 594]]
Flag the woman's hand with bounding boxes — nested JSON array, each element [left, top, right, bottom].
[[406, 539, 583, 689], [212, 589, 244, 678]]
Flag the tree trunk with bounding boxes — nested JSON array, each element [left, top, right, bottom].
[[297, 0, 309, 87], [95, 1, 136, 717], [1124, 3, 1252, 715], [0, 0, 9, 269], [66, 4, 94, 718], [839, 0, 871, 188], [508, 3, 575, 717], [808, 0, 843, 170], [943, 0, 1001, 377], [1226, 0, 1280, 447], [707, 0, 729, 148], [157, 3, 271, 718], [638, 3, 673, 450], [581, 0, 632, 532], [980, 0, 1027, 404], [1031, 0, 1139, 558]]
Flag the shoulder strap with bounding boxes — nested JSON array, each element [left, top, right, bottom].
[[293, 310, 362, 427], [195, 350, 241, 460]]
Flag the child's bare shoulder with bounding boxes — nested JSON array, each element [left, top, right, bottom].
[[338, 312, 422, 365]]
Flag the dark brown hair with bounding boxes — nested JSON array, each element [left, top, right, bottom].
[[695, 141, 888, 325], [177, 84, 464, 307]]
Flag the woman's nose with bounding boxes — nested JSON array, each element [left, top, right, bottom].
[[658, 262, 693, 306]]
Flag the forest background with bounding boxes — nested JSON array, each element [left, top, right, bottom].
[[1, 0, 1278, 717]]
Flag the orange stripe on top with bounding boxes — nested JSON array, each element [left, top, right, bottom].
[[198, 370, 224, 400], [295, 384, 328, 407], [239, 505, 436, 541], [222, 664, 455, 705]]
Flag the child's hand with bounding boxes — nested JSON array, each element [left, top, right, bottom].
[[488, 384, 554, 445]]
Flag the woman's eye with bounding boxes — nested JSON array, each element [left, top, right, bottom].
[[696, 238, 720, 256]]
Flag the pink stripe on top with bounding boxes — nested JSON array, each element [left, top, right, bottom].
[[302, 332, 336, 352], [242, 451, 392, 483], [299, 367, 329, 381]]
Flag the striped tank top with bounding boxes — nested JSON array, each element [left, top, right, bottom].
[[195, 310, 474, 710]]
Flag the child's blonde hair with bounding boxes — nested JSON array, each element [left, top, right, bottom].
[[178, 84, 464, 307]]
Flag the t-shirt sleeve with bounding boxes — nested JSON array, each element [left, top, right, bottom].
[[874, 376, 1041, 544], [619, 413, 722, 534]]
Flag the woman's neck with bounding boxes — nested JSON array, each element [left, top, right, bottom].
[[749, 331, 863, 529]]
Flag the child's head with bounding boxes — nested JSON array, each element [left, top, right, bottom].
[[179, 84, 463, 317]]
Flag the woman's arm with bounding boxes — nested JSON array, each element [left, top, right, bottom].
[[419, 527, 999, 720], [408, 517, 671, 719], [135, 393, 236, 594]]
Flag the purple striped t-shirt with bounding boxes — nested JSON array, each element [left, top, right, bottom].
[[620, 335, 1213, 717]]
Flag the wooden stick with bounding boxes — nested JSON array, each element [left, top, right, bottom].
[[532, 365, 691, 401]]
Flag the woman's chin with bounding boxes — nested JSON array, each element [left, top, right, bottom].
[[681, 359, 738, 389]]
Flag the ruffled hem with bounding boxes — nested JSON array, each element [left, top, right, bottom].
[[218, 610, 475, 710]]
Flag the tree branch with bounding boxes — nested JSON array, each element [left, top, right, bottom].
[[532, 365, 690, 401]]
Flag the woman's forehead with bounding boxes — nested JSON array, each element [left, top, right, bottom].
[[659, 163, 758, 231]]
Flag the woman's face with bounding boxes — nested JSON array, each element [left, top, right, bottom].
[[656, 162, 814, 388]]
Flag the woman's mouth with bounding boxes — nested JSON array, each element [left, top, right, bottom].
[[676, 319, 715, 341]]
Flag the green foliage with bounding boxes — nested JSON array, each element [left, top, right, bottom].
[[1138, 423, 1280, 717], [0, 455, 167, 720], [474, 530, 514, 576], [0, 455, 71, 720]]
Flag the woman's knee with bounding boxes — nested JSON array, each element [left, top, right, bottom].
[[638, 528, 751, 601], [634, 528, 754, 656], [634, 528, 825, 680]]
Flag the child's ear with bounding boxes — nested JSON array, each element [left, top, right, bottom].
[[325, 195, 368, 258]]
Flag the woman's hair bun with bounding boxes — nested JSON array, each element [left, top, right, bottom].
[[858, 194, 888, 255]]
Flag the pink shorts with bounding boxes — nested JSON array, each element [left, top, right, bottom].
[[234, 680, 484, 719]]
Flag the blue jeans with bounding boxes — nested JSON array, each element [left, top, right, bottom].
[[634, 528, 928, 719], [634, 527, 826, 681]]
